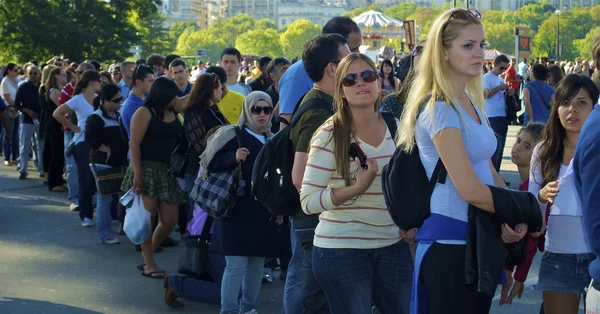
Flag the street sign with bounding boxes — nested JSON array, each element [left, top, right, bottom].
[[197, 49, 207, 57]]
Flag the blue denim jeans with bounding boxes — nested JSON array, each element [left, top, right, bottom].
[[221, 255, 265, 314], [282, 216, 305, 314], [73, 141, 95, 220], [18, 121, 41, 175], [89, 163, 118, 241], [489, 117, 508, 173], [168, 252, 226, 304], [312, 241, 413, 314], [64, 131, 79, 205], [2, 118, 19, 161]]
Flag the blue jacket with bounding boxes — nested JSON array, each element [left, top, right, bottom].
[[574, 104, 600, 282]]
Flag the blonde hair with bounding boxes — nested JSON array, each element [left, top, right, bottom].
[[329, 53, 381, 186], [397, 9, 485, 151]]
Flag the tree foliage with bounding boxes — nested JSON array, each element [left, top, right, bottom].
[[280, 19, 321, 60], [342, 8, 364, 18], [384, 3, 417, 21], [236, 29, 283, 57]]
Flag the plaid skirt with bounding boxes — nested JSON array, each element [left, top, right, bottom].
[[121, 161, 186, 205]]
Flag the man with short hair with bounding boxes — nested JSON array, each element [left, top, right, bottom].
[[121, 65, 155, 139], [249, 56, 273, 92], [278, 16, 362, 130], [286, 33, 350, 314], [518, 58, 528, 81], [220, 47, 252, 96], [266, 57, 292, 109], [169, 60, 192, 97], [14, 66, 43, 180], [191, 60, 206, 81], [118, 61, 135, 99], [484, 54, 511, 173], [205, 66, 244, 125], [164, 54, 181, 73], [146, 54, 166, 77]]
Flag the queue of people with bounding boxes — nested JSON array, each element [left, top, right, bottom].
[[1, 8, 600, 314]]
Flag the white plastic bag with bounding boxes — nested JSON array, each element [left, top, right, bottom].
[[123, 191, 152, 245]]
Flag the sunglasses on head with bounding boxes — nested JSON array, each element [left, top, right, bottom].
[[412, 45, 424, 56], [250, 105, 273, 115], [442, 8, 482, 32], [342, 70, 378, 87]]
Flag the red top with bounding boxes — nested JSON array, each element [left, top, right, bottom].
[[57, 82, 75, 131], [505, 179, 539, 282], [505, 67, 519, 90]]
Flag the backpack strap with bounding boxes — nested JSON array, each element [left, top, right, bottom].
[[234, 126, 243, 148], [381, 111, 397, 139], [289, 98, 332, 128]]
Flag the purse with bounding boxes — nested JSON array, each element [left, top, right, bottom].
[[177, 215, 214, 280], [190, 126, 243, 220], [168, 134, 189, 178], [93, 162, 125, 195]]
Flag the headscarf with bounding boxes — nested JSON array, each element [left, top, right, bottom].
[[199, 91, 274, 172]]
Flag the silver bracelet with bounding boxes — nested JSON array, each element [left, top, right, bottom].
[[331, 188, 358, 207]]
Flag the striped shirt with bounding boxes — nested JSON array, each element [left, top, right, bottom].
[[300, 120, 401, 249]]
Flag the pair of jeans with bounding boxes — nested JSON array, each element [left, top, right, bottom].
[[64, 131, 79, 205], [283, 216, 306, 314], [294, 217, 329, 314], [168, 252, 226, 304], [73, 141, 95, 220], [312, 241, 413, 314], [89, 163, 118, 241], [43, 125, 65, 189], [18, 121, 41, 175], [489, 116, 508, 173], [221, 255, 265, 314], [420, 243, 493, 314], [2, 118, 19, 161]]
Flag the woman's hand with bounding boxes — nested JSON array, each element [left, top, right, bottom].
[[235, 147, 250, 164], [133, 173, 143, 195], [400, 228, 417, 243], [501, 223, 527, 243], [71, 125, 81, 133], [539, 180, 559, 204], [531, 216, 546, 238], [500, 269, 513, 305], [353, 158, 378, 193]]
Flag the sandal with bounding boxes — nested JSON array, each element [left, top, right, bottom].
[[136, 264, 145, 271], [142, 270, 167, 279]]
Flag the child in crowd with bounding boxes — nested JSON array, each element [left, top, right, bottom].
[[500, 122, 546, 305]]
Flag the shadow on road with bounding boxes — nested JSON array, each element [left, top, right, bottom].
[[0, 297, 103, 314]]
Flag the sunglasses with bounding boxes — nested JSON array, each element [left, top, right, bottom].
[[108, 97, 123, 103], [250, 105, 273, 115], [442, 8, 482, 32], [412, 45, 424, 56], [342, 70, 378, 87], [112, 71, 119, 75], [498, 66, 507, 71], [55, 63, 63, 67]]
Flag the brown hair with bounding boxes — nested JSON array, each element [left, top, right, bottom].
[[99, 71, 115, 84], [47, 67, 64, 90], [183, 73, 221, 113]]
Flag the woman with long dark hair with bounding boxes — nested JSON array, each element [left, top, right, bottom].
[[529, 74, 598, 314], [381, 40, 425, 119], [43, 67, 67, 191], [1, 63, 20, 166], [85, 84, 128, 244], [547, 65, 564, 89], [379, 59, 400, 98], [53, 70, 103, 227], [121, 77, 185, 279]]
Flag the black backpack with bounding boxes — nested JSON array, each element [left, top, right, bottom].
[[251, 96, 332, 216], [381, 114, 447, 231]]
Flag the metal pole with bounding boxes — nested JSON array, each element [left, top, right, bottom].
[[556, 14, 560, 61]]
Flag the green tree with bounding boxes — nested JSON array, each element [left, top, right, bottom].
[[384, 3, 417, 21], [280, 19, 321, 59], [533, 9, 592, 61], [513, 1, 554, 32], [169, 21, 198, 41], [342, 8, 364, 18], [483, 21, 515, 55], [176, 29, 227, 63], [406, 7, 445, 39], [366, 5, 384, 12], [574, 26, 600, 61], [255, 18, 278, 31], [208, 14, 256, 47], [236, 29, 283, 57]]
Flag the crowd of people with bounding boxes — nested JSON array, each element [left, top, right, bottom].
[[1, 8, 600, 314]]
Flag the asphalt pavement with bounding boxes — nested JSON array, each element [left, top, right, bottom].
[[0, 126, 585, 313]]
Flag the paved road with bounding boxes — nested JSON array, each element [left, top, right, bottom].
[[0, 126, 584, 313]]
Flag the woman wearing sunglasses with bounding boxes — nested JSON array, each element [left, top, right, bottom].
[[396, 9, 532, 314], [300, 53, 411, 314], [382, 40, 426, 119], [84, 84, 128, 244], [200, 91, 280, 314]]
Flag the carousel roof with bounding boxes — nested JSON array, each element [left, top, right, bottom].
[[485, 49, 514, 61], [352, 10, 404, 34]]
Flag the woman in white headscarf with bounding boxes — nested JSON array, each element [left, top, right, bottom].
[[201, 91, 281, 314]]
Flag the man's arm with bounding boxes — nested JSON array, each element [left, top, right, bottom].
[[484, 83, 508, 99]]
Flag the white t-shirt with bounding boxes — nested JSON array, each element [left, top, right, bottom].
[[528, 143, 591, 254], [416, 101, 496, 244], [1, 77, 18, 103], [66, 94, 94, 144], [483, 72, 506, 118], [228, 82, 252, 97]]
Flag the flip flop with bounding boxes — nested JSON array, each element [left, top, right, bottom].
[[142, 270, 167, 279], [136, 264, 145, 271]]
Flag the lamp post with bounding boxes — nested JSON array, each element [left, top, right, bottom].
[[401, 38, 406, 54], [556, 10, 561, 61]]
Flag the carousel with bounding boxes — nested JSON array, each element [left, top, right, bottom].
[[352, 10, 405, 62]]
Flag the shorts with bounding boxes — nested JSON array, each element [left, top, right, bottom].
[[535, 251, 594, 295]]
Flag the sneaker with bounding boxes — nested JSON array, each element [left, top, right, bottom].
[[18, 172, 27, 180], [103, 237, 120, 244], [262, 268, 274, 283], [81, 218, 94, 227], [69, 204, 80, 212]]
